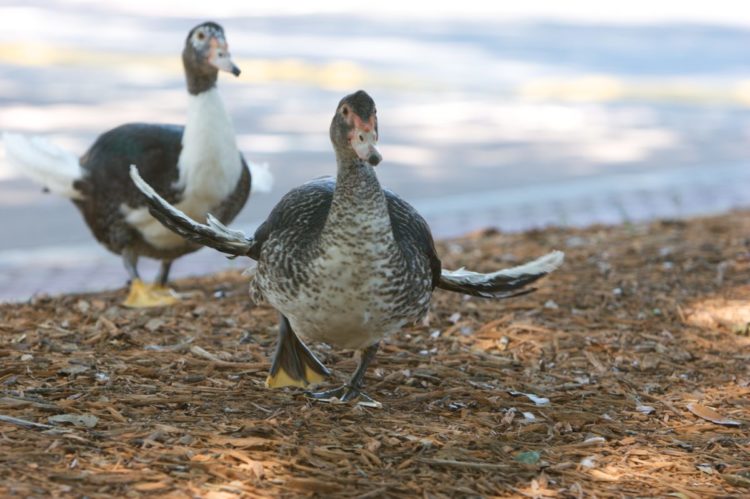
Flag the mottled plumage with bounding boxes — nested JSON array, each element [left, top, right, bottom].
[[130, 90, 563, 402], [254, 174, 439, 350]]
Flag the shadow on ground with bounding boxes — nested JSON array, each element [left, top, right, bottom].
[[0, 211, 749, 497]]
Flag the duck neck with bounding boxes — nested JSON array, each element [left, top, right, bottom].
[[176, 87, 242, 211], [325, 157, 390, 232], [183, 49, 218, 95]]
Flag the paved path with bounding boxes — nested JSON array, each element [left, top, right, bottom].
[[1, 3, 749, 301], [2, 162, 748, 302]]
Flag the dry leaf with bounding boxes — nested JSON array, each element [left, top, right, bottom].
[[144, 318, 165, 332], [48, 414, 98, 429], [58, 365, 89, 376], [509, 391, 551, 406], [285, 478, 342, 494], [636, 404, 655, 415], [132, 481, 172, 492], [723, 474, 750, 488], [209, 436, 269, 449], [686, 403, 741, 427]]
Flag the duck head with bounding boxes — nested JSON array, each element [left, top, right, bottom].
[[330, 90, 382, 167], [183, 22, 240, 94]]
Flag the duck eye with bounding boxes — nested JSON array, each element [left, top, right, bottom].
[[358, 134, 364, 141], [342, 106, 349, 117], [197, 31, 206, 41]]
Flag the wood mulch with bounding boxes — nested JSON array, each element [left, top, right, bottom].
[[1, 211, 749, 498]]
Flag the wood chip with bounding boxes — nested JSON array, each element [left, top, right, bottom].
[[48, 414, 98, 429], [686, 403, 742, 427], [2, 211, 750, 497], [285, 478, 343, 494]]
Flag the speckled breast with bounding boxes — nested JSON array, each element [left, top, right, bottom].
[[255, 214, 433, 351]]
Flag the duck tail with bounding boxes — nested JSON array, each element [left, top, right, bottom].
[[247, 160, 274, 194], [438, 250, 564, 299], [266, 315, 330, 389], [129, 165, 254, 257], [2, 132, 84, 200]]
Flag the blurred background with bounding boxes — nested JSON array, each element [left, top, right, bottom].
[[1, 0, 750, 300]]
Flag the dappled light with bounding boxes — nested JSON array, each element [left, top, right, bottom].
[[3, 2, 750, 258], [685, 295, 750, 338], [1, 2, 749, 496], [2, 211, 749, 496]]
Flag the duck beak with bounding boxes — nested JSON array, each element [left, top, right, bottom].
[[352, 129, 381, 166], [366, 146, 382, 166], [208, 37, 241, 76]]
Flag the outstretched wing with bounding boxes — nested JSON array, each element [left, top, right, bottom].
[[439, 250, 564, 298], [129, 165, 255, 257]]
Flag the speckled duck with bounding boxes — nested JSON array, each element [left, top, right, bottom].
[[130, 90, 564, 403], [2, 22, 268, 308]]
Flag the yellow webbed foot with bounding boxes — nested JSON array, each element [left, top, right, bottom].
[[122, 279, 179, 308], [265, 364, 328, 389], [265, 316, 331, 389], [151, 284, 180, 297]]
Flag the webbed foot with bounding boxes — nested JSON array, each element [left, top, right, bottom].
[[305, 385, 381, 408], [122, 279, 179, 308], [265, 315, 330, 388]]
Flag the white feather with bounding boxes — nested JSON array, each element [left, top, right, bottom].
[[121, 204, 186, 249], [248, 161, 273, 193], [442, 250, 565, 284], [124, 88, 245, 249], [2, 132, 83, 200], [129, 165, 253, 253], [206, 213, 250, 242], [175, 87, 243, 215]]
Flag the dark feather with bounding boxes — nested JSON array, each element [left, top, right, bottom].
[[75, 123, 250, 259], [437, 250, 564, 298], [129, 166, 253, 257], [250, 176, 442, 282]]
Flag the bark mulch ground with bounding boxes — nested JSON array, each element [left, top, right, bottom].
[[1, 211, 749, 498]]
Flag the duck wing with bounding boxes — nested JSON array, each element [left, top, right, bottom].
[[251, 176, 335, 256], [383, 189, 443, 289], [438, 250, 564, 299], [383, 187, 563, 299], [78, 123, 184, 203], [129, 165, 255, 256]]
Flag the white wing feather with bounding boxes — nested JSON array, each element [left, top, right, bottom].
[[2, 132, 83, 199]]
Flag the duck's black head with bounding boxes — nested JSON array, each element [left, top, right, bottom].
[[330, 90, 382, 167], [182, 21, 241, 95]]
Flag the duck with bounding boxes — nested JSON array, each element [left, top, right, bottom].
[[2, 21, 270, 308], [130, 90, 564, 403]]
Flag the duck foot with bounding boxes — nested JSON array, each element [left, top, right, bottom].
[[266, 315, 331, 389], [305, 385, 382, 408], [122, 279, 179, 308]]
